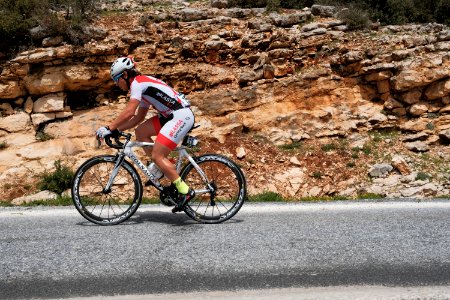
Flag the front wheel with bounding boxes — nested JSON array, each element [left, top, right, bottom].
[[71, 155, 143, 225], [180, 154, 246, 224]]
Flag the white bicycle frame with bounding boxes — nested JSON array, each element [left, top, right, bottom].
[[104, 140, 212, 195]]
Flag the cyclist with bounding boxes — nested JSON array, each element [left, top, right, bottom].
[[96, 56, 195, 212]]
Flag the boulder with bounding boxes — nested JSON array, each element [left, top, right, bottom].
[[368, 163, 393, 178], [311, 5, 336, 17], [12, 190, 58, 205], [25, 72, 65, 95], [404, 141, 429, 152], [391, 155, 411, 175], [391, 68, 450, 91], [0, 81, 26, 99], [424, 78, 450, 100], [33, 93, 66, 113], [211, 0, 228, 8], [0, 112, 32, 133], [269, 11, 311, 27]]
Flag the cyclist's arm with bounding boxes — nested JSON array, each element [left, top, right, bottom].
[[117, 105, 149, 131], [109, 98, 142, 131]]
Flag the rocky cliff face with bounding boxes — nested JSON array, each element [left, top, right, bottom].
[[0, 1, 450, 203]]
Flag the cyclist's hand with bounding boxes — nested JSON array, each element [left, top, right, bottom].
[[96, 126, 112, 139]]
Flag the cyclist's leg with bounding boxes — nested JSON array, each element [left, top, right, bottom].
[[135, 116, 160, 157], [152, 108, 194, 181], [152, 142, 178, 181], [153, 109, 195, 210]]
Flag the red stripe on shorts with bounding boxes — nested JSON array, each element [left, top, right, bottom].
[[151, 116, 162, 133], [156, 134, 177, 150]]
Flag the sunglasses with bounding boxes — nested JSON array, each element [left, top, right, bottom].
[[113, 73, 123, 84]]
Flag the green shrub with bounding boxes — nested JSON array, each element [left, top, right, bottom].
[[22, 195, 73, 206], [0, 0, 98, 56], [312, 171, 322, 179], [321, 143, 337, 152], [279, 141, 302, 151], [36, 131, 54, 142], [266, 0, 281, 11], [37, 160, 74, 195], [346, 161, 356, 168], [415, 172, 431, 181], [0, 141, 7, 150], [248, 191, 284, 202], [358, 192, 384, 199], [337, 5, 371, 30]]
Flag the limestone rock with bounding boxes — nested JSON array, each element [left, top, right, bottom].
[[269, 11, 311, 27], [0, 112, 31, 133], [311, 5, 336, 17], [236, 147, 246, 159], [391, 155, 411, 175], [369, 163, 393, 178], [408, 103, 428, 116], [0, 81, 26, 99], [391, 68, 450, 91], [33, 93, 66, 113], [424, 78, 450, 100], [25, 72, 65, 95], [12, 190, 58, 205], [211, 0, 228, 9], [289, 156, 302, 166], [404, 141, 429, 152], [400, 89, 421, 105], [31, 113, 56, 126]]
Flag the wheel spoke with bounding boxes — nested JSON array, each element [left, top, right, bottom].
[[181, 155, 246, 223], [72, 156, 142, 225]]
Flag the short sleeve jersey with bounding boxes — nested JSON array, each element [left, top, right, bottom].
[[130, 75, 190, 117]]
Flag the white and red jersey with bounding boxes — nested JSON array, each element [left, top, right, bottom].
[[130, 75, 190, 117]]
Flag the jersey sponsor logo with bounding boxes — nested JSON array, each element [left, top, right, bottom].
[[155, 91, 178, 107], [169, 119, 186, 139]]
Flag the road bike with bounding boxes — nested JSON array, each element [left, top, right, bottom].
[[71, 129, 247, 225]]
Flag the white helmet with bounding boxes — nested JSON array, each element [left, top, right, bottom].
[[110, 57, 136, 80]]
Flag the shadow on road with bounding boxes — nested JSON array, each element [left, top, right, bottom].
[[75, 210, 244, 227]]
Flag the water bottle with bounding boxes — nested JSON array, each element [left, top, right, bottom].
[[148, 162, 163, 180]]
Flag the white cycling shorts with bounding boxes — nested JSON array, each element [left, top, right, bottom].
[[151, 108, 194, 150]]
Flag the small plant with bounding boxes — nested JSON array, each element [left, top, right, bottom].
[[279, 141, 302, 151], [426, 122, 435, 130], [321, 143, 337, 152], [248, 191, 284, 202], [0, 141, 8, 150], [357, 193, 384, 200], [36, 131, 54, 142], [37, 160, 74, 195], [347, 161, 356, 168], [416, 172, 431, 181], [362, 144, 372, 155], [22, 195, 73, 207], [337, 5, 371, 30], [312, 171, 322, 179], [266, 0, 280, 11], [351, 151, 359, 159]]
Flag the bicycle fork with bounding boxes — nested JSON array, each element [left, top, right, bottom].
[[103, 154, 126, 193]]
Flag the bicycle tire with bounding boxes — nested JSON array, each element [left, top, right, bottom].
[[71, 155, 143, 225], [180, 154, 246, 224]]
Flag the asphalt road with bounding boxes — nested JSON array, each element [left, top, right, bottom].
[[0, 201, 449, 299]]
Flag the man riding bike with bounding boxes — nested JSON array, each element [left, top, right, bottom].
[[96, 56, 195, 212]]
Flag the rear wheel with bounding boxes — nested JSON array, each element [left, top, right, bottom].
[[71, 155, 142, 225], [180, 154, 246, 224]]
